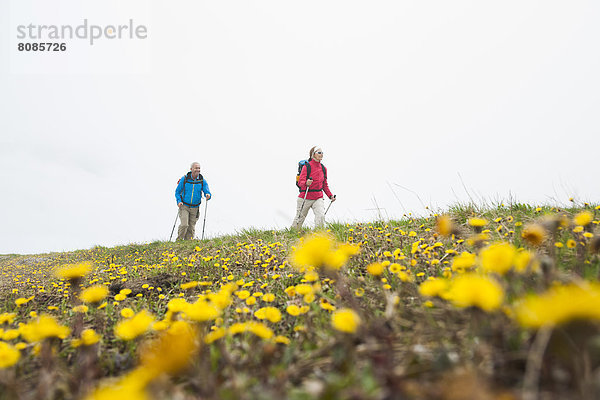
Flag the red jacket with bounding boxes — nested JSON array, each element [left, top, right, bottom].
[[297, 159, 333, 200]]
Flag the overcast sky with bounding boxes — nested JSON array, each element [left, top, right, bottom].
[[1, 1, 599, 254]]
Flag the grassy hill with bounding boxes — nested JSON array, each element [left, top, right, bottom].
[[1, 203, 599, 399]]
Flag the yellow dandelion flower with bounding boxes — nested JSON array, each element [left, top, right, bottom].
[[521, 224, 547, 246], [290, 234, 359, 270], [15, 296, 34, 306], [366, 262, 384, 276], [479, 242, 517, 275], [20, 315, 71, 342], [114, 293, 127, 301], [444, 274, 504, 312], [331, 308, 361, 334], [114, 310, 155, 341], [567, 239, 577, 248], [235, 290, 250, 300], [514, 283, 600, 328], [0, 313, 16, 325], [180, 281, 199, 290], [139, 321, 199, 378], [274, 335, 291, 345], [303, 270, 319, 282], [0, 342, 21, 368], [184, 300, 220, 322], [121, 308, 135, 318], [73, 329, 101, 347], [451, 252, 476, 273], [355, 287, 365, 297], [436, 215, 455, 236], [418, 278, 449, 298], [73, 305, 89, 313], [262, 293, 275, 302], [286, 305, 301, 316], [574, 211, 593, 227], [55, 261, 92, 280], [468, 218, 488, 228], [80, 285, 109, 304], [205, 327, 226, 344]]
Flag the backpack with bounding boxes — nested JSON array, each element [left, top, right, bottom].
[[295, 160, 326, 192]]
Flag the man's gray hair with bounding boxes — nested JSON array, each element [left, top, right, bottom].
[[190, 162, 201, 169]]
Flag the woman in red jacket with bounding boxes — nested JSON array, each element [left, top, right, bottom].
[[291, 146, 336, 229]]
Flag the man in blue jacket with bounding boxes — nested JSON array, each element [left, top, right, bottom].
[[175, 162, 211, 240]]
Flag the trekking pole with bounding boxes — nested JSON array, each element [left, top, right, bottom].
[[201, 198, 208, 240], [324, 195, 336, 216], [300, 185, 310, 211], [169, 210, 178, 241]]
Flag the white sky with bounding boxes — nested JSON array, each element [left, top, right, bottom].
[[1, 1, 599, 254]]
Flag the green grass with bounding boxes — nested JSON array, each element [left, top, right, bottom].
[[0, 203, 599, 399]]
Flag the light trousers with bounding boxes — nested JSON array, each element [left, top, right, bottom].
[[291, 197, 325, 229], [177, 205, 200, 240]]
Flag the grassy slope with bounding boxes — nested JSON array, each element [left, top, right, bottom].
[[0, 202, 599, 399]]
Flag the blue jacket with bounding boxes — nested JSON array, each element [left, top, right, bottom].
[[175, 173, 211, 208]]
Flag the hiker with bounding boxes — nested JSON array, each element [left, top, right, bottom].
[[291, 146, 336, 229], [175, 162, 211, 240]]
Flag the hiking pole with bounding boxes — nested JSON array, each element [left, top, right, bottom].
[[300, 185, 310, 211], [169, 210, 179, 241], [324, 195, 336, 216], [201, 198, 208, 240]]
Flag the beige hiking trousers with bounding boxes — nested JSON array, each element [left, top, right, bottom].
[[177, 205, 200, 240], [291, 197, 325, 229]]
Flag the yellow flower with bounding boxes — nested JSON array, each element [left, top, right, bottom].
[[514, 283, 600, 328], [274, 335, 291, 345], [451, 252, 476, 273], [205, 327, 226, 344], [15, 296, 34, 306], [245, 297, 257, 306], [180, 281, 199, 290], [366, 262, 384, 276], [284, 286, 297, 297], [290, 234, 359, 270], [521, 224, 547, 246], [73, 305, 89, 313], [567, 239, 577, 248], [55, 261, 92, 280], [262, 293, 275, 302], [573, 226, 584, 233], [286, 305, 301, 316], [303, 270, 319, 282], [468, 218, 488, 228], [436, 215, 455, 236], [20, 315, 71, 342], [418, 278, 449, 298], [139, 321, 199, 378], [479, 242, 517, 275], [331, 309, 361, 334], [295, 284, 312, 295], [0, 342, 21, 368], [121, 308, 135, 318], [0, 313, 16, 325], [80, 285, 109, 304], [574, 211, 593, 227], [114, 310, 155, 341], [319, 299, 336, 311], [85, 367, 152, 400], [114, 293, 127, 301], [235, 290, 250, 300], [73, 329, 101, 347], [514, 250, 538, 273], [354, 288, 365, 297], [444, 274, 504, 312], [184, 300, 220, 322]]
